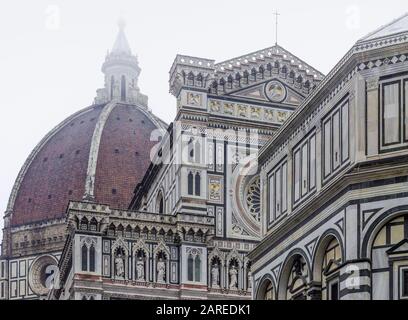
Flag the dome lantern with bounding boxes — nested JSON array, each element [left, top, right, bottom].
[[95, 20, 148, 107]]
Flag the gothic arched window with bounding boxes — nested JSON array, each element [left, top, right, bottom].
[[121, 75, 126, 101], [110, 76, 115, 100], [81, 244, 88, 271], [194, 255, 201, 282], [187, 254, 194, 281], [188, 172, 194, 195], [89, 245, 96, 272], [156, 192, 164, 214], [187, 250, 202, 282], [195, 173, 201, 196]]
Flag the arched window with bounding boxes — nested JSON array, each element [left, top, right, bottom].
[[373, 215, 407, 248], [285, 255, 308, 300], [187, 72, 194, 86], [89, 245, 96, 272], [188, 172, 194, 195], [194, 255, 201, 282], [110, 76, 115, 100], [195, 173, 201, 196], [322, 238, 342, 300], [81, 244, 88, 271], [371, 214, 408, 299], [187, 250, 202, 282], [156, 192, 164, 214], [188, 138, 194, 162], [265, 281, 275, 300], [121, 75, 126, 101], [187, 254, 194, 281]]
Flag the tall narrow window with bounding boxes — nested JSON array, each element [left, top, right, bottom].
[[294, 150, 301, 202], [383, 82, 400, 145], [195, 173, 201, 196], [188, 138, 194, 162], [194, 255, 201, 282], [268, 160, 288, 224], [188, 172, 194, 195], [269, 174, 275, 222], [301, 143, 308, 197], [281, 163, 287, 213], [332, 111, 341, 170], [309, 135, 316, 189], [121, 75, 127, 101], [275, 167, 281, 217], [187, 255, 194, 281], [89, 245, 95, 272], [110, 76, 114, 100], [81, 244, 88, 271], [341, 102, 349, 161], [156, 192, 164, 214], [324, 120, 331, 177], [293, 132, 316, 204], [323, 99, 349, 179]]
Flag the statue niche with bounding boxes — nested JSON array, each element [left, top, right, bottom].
[[135, 249, 146, 281], [211, 258, 221, 288], [229, 259, 239, 290], [156, 252, 167, 283], [114, 247, 126, 279]]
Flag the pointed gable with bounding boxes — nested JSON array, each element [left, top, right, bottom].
[[209, 45, 324, 103]]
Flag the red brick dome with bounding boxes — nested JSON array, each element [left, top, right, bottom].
[[6, 102, 166, 227]]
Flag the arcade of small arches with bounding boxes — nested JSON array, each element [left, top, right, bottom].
[[75, 216, 210, 244], [180, 61, 318, 96], [255, 213, 408, 300]]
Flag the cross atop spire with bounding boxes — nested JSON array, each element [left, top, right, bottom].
[[273, 10, 280, 45], [112, 19, 132, 55]]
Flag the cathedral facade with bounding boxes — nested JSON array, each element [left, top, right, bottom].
[[250, 14, 408, 300], [1, 14, 407, 301]]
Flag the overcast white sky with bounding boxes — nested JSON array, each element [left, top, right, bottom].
[[0, 0, 407, 239]]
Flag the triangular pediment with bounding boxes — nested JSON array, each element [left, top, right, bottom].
[[209, 45, 324, 104], [228, 79, 305, 106], [387, 239, 408, 255]]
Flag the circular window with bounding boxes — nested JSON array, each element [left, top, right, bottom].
[[265, 81, 286, 102], [245, 176, 261, 222], [28, 255, 58, 296]]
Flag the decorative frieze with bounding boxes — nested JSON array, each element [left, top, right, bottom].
[[208, 98, 291, 124]]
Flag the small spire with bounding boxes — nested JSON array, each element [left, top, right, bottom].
[[112, 19, 132, 55]]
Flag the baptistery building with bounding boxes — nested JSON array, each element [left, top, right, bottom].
[[250, 14, 408, 300]]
